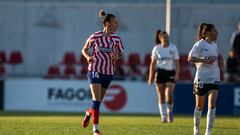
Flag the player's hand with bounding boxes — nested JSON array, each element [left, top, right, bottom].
[[110, 52, 118, 61], [148, 76, 153, 85], [87, 56, 95, 64]]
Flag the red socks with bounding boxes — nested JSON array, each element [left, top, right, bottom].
[[90, 108, 99, 124]]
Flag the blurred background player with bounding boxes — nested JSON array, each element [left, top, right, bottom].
[[226, 49, 240, 83], [148, 30, 180, 123], [230, 21, 240, 58], [188, 23, 221, 135], [81, 10, 124, 135]]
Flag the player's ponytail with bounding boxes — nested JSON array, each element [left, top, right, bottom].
[[155, 29, 162, 45], [196, 23, 207, 42], [99, 10, 115, 26]]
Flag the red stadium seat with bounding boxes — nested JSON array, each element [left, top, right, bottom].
[[179, 68, 192, 81], [0, 64, 6, 77], [0, 50, 7, 64], [127, 53, 141, 66], [115, 55, 125, 66], [8, 51, 23, 65], [179, 54, 189, 67], [62, 52, 77, 65], [80, 66, 88, 80], [78, 54, 88, 65], [45, 65, 60, 78], [143, 53, 151, 66], [63, 65, 77, 78]]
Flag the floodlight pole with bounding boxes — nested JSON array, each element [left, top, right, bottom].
[[166, 0, 171, 35]]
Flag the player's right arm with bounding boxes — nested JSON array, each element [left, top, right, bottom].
[[148, 46, 158, 85], [148, 58, 157, 85], [82, 34, 95, 64]]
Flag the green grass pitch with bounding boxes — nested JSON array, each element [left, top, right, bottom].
[[0, 111, 239, 135]]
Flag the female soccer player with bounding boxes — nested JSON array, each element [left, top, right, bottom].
[[148, 30, 180, 123], [81, 10, 124, 135], [188, 23, 221, 135]]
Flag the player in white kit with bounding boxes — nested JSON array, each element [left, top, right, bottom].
[[188, 23, 221, 135], [148, 30, 180, 123]]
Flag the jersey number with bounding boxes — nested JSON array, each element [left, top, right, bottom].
[[92, 72, 99, 78]]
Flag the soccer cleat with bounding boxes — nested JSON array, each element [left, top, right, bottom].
[[93, 130, 102, 135], [167, 111, 174, 123], [193, 127, 200, 135], [82, 109, 91, 128], [161, 116, 167, 123]]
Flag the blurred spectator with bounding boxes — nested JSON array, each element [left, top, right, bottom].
[[230, 21, 240, 58], [114, 65, 125, 80], [226, 50, 240, 83], [127, 64, 142, 81]]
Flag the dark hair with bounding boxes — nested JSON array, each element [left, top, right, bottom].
[[155, 30, 168, 44], [155, 30, 161, 44], [99, 10, 115, 26], [196, 23, 215, 42]]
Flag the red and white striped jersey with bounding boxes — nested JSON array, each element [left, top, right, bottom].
[[84, 31, 124, 75]]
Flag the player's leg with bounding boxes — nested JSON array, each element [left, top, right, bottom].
[[155, 83, 167, 122], [91, 74, 113, 135], [82, 71, 102, 132], [100, 74, 113, 101], [165, 82, 175, 123], [194, 94, 205, 135], [82, 83, 101, 127], [101, 88, 107, 101], [89, 84, 102, 134], [205, 89, 218, 135]]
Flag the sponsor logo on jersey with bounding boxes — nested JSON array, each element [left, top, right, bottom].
[[204, 56, 218, 61], [160, 57, 172, 60], [96, 47, 113, 53]]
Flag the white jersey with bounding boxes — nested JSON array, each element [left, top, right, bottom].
[[151, 43, 179, 70], [188, 39, 220, 84]]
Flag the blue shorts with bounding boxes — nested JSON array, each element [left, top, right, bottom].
[[87, 71, 113, 89]]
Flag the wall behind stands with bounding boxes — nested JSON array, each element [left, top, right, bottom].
[[0, 2, 240, 76], [3, 78, 240, 115]]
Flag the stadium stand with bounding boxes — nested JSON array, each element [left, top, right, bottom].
[[143, 53, 151, 66], [127, 53, 141, 66], [61, 52, 77, 66], [8, 51, 23, 65], [78, 54, 88, 65], [0, 65, 6, 77], [79, 66, 88, 80], [0, 51, 6, 64], [45, 65, 60, 78], [63, 65, 77, 79]]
